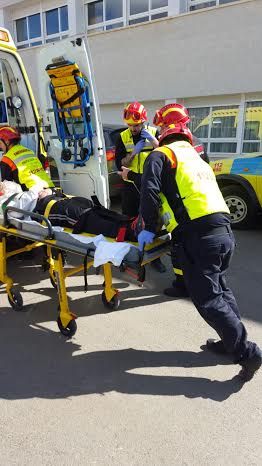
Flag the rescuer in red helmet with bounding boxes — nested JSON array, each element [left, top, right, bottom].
[[136, 103, 261, 382], [116, 101, 165, 272], [0, 125, 53, 192]]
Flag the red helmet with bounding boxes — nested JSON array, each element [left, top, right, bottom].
[[159, 123, 193, 145], [153, 103, 190, 127], [123, 102, 147, 125], [0, 126, 20, 143]]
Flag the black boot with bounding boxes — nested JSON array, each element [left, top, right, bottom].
[[205, 338, 227, 354], [151, 258, 166, 273], [238, 353, 262, 382], [164, 286, 189, 298], [164, 277, 189, 298]]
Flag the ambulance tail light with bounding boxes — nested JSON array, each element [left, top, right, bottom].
[[106, 148, 115, 161], [43, 158, 51, 174]]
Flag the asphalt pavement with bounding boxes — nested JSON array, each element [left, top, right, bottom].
[[0, 223, 261, 465]]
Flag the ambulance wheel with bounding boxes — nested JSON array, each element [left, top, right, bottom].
[[8, 289, 23, 312], [101, 291, 120, 310], [221, 184, 257, 229], [80, 148, 89, 161], [61, 148, 72, 161], [57, 316, 77, 337]]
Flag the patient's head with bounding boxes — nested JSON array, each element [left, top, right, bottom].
[[0, 180, 22, 197]]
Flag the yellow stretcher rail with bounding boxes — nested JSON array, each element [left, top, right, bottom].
[[0, 206, 170, 337]]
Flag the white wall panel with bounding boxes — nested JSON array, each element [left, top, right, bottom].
[[87, 1, 262, 104], [18, 1, 262, 117]]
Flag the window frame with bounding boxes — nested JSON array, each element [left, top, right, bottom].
[[85, 0, 168, 33], [85, 0, 125, 33], [15, 13, 43, 49], [14, 5, 69, 49], [188, 0, 239, 13], [187, 100, 262, 157]]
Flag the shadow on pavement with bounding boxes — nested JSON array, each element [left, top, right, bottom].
[[0, 316, 244, 402]]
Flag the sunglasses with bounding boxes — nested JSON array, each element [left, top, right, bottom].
[[124, 110, 141, 121]]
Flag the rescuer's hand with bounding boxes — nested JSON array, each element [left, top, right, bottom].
[[140, 129, 154, 141], [140, 129, 159, 148], [118, 166, 130, 180], [132, 139, 146, 155], [137, 230, 155, 251]]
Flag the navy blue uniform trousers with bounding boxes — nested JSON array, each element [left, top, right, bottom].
[[174, 225, 260, 363]]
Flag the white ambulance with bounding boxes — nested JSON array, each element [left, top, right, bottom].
[[0, 27, 109, 207]]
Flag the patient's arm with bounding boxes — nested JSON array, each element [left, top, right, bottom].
[[38, 188, 53, 199]]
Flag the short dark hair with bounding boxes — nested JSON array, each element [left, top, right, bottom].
[[11, 138, 21, 145]]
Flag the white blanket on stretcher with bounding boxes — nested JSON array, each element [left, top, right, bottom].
[[68, 233, 132, 266]]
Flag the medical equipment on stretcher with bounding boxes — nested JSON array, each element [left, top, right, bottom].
[[0, 206, 170, 337]]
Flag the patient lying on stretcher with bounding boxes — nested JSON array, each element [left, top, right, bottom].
[[0, 181, 141, 241]]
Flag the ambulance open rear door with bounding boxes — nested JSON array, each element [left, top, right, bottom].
[[35, 35, 110, 208]]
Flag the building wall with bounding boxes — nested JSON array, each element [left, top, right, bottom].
[[16, 1, 262, 120], [1, 0, 262, 155], [86, 1, 261, 104]]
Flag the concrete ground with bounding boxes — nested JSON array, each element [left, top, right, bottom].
[[0, 224, 261, 465]]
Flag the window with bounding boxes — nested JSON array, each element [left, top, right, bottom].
[[189, 102, 262, 156], [128, 0, 168, 26], [15, 13, 42, 48], [85, 0, 168, 33], [242, 102, 262, 153], [188, 105, 239, 154], [188, 0, 238, 12], [86, 0, 123, 32], [45, 6, 69, 39], [15, 6, 68, 48]]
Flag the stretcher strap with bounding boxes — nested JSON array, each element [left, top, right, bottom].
[[116, 227, 127, 242], [60, 87, 85, 107], [43, 199, 57, 224]]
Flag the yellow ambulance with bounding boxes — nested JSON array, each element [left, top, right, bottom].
[[210, 154, 262, 228]]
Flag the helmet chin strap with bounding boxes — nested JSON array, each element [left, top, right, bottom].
[[3, 141, 9, 153], [0, 139, 8, 154]]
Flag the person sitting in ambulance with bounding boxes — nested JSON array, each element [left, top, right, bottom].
[[0, 126, 54, 192]]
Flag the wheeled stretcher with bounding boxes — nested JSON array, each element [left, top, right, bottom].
[[46, 60, 93, 166], [0, 206, 170, 337]]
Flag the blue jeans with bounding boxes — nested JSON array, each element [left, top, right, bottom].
[[175, 225, 260, 362]]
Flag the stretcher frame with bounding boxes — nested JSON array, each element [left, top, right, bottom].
[[0, 206, 170, 337]]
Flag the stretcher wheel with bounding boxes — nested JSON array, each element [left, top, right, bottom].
[[80, 147, 89, 161], [57, 317, 77, 337], [61, 148, 72, 161], [8, 289, 23, 312], [101, 291, 120, 311]]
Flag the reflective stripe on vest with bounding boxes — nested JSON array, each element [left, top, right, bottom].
[[120, 126, 157, 174], [159, 141, 230, 232], [5, 144, 54, 190]]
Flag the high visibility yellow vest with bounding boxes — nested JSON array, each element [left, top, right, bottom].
[[158, 141, 229, 233], [4, 144, 54, 190], [120, 126, 157, 174]]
